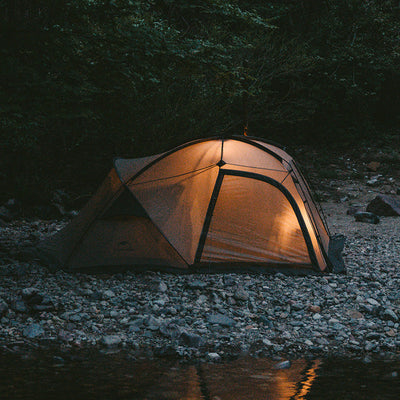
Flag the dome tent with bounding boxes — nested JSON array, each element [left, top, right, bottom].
[[40, 136, 344, 273]]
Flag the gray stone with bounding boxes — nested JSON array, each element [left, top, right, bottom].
[[367, 298, 380, 307], [274, 360, 291, 369], [23, 323, 44, 339], [382, 309, 398, 322], [180, 331, 203, 347], [354, 211, 380, 224], [207, 313, 236, 327], [69, 314, 82, 322], [312, 313, 322, 320], [234, 287, 249, 302], [159, 322, 182, 339], [187, 280, 207, 289], [129, 317, 145, 330], [158, 281, 168, 293], [365, 332, 382, 340], [365, 341, 377, 352], [206, 352, 221, 362], [11, 299, 28, 313], [102, 335, 122, 347], [366, 194, 400, 216], [147, 316, 161, 331], [262, 338, 273, 347], [103, 290, 115, 298]]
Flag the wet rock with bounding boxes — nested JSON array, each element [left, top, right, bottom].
[[180, 331, 203, 348], [159, 322, 182, 339], [366, 195, 400, 217], [382, 309, 398, 322], [347, 206, 362, 216], [206, 352, 221, 362], [207, 313, 236, 327], [354, 211, 380, 224], [274, 360, 291, 369], [23, 323, 44, 339], [102, 335, 122, 347]]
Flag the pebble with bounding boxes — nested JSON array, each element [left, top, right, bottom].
[[206, 352, 221, 362], [207, 313, 236, 327], [23, 323, 44, 339], [274, 360, 291, 369], [102, 335, 122, 347], [1, 192, 400, 361]]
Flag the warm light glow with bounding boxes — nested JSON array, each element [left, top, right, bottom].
[[294, 360, 322, 400]]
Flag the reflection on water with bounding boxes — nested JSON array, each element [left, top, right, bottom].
[[1, 349, 400, 399]]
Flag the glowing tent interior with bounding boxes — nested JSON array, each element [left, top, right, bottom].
[[40, 136, 345, 273]]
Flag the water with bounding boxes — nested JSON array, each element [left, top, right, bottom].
[[1, 349, 400, 399]]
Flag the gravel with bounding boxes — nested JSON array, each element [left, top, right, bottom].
[[1, 179, 400, 362]]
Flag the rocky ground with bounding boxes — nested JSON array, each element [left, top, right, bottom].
[[1, 159, 400, 363]]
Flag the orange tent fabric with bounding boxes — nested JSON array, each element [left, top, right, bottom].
[[40, 137, 343, 273]]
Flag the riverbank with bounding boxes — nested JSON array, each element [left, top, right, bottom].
[[1, 178, 400, 362]]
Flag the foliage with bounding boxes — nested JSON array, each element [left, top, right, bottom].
[[0, 0, 399, 203]]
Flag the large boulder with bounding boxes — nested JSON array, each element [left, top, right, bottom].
[[366, 194, 400, 216]]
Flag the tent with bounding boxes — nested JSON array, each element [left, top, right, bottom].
[[40, 136, 344, 273]]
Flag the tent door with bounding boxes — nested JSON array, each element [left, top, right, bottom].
[[195, 170, 319, 269]]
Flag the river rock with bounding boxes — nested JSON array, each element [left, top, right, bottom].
[[274, 360, 291, 369], [187, 280, 207, 289], [102, 335, 122, 347], [354, 211, 380, 224], [159, 322, 182, 339], [22, 287, 43, 305], [207, 313, 236, 327], [382, 309, 398, 322], [23, 323, 44, 338], [234, 287, 249, 302], [206, 352, 221, 362], [147, 316, 162, 331], [366, 194, 400, 216], [102, 290, 115, 298], [157, 281, 168, 293], [180, 331, 203, 347], [11, 299, 28, 313]]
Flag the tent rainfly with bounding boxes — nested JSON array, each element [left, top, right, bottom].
[[40, 137, 345, 273]]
